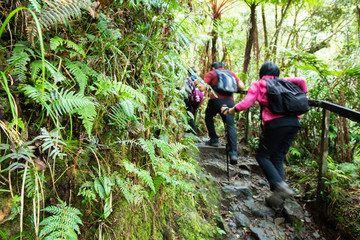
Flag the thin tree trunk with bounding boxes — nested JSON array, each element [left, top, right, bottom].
[[266, 0, 293, 60], [356, 6, 360, 43], [253, 13, 260, 73], [243, 3, 257, 74], [262, 4, 269, 60], [211, 29, 218, 63]]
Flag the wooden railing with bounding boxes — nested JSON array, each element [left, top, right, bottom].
[[308, 100, 360, 213], [237, 90, 360, 211]]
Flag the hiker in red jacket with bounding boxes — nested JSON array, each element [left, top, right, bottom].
[[221, 62, 308, 208], [200, 62, 245, 164]]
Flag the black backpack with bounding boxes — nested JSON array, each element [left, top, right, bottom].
[[213, 69, 238, 96], [266, 78, 309, 116]]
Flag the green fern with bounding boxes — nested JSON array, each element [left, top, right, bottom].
[[49, 88, 91, 115], [114, 174, 146, 206], [28, 0, 93, 41], [75, 104, 97, 137], [31, 60, 66, 83], [39, 200, 82, 240], [112, 81, 147, 104], [122, 160, 155, 193], [24, 167, 36, 198], [63, 59, 88, 94], [138, 138, 156, 161], [33, 128, 67, 160], [7, 41, 34, 82], [23, 166, 46, 198], [50, 36, 85, 58], [29, 0, 42, 12], [0, 142, 36, 166], [50, 89, 97, 136], [108, 100, 135, 129], [22, 84, 97, 136]]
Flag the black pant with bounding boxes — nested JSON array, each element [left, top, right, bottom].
[[255, 124, 300, 190], [185, 99, 199, 135], [205, 98, 237, 152]]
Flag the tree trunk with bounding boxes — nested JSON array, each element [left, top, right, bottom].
[[211, 29, 218, 63], [266, 0, 292, 60], [356, 6, 360, 43], [253, 10, 260, 72], [261, 4, 268, 60], [242, 3, 257, 75]]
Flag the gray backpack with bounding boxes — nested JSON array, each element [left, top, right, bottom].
[[213, 70, 237, 96]]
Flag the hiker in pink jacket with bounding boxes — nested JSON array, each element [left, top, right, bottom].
[[221, 62, 308, 209]]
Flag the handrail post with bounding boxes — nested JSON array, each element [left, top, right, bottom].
[[244, 109, 251, 143], [316, 108, 330, 216]]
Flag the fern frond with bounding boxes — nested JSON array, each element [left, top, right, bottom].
[[75, 103, 97, 137], [7, 41, 33, 82], [49, 88, 93, 115], [122, 160, 155, 193], [138, 138, 156, 161], [108, 100, 134, 128], [64, 59, 88, 94], [115, 175, 147, 206], [112, 82, 147, 104], [22, 84, 96, 136], [50, 88, 96, 136], [78, 181, 97, 201], [28, 0, 93, 41], [29, 0, 42, 12], [49, 36, 63, 52], [108, 105, 128, 128], [24, 167, 36, 197], [0, 142, 36, 166], [21, 83, 52, 107], [50, 36, 85, 58], [31, 60, 65, 83], [40, 200, 82, 240], [33, 128, 67, 160]]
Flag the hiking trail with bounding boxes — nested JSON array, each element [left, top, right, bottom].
[[195, 138, 345, 240]]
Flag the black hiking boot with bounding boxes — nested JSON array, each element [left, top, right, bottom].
[[274, 181, 296, 199], [205, 138, 219, 147], [265, 193, 284, 211], [229, 151, 238, 164]]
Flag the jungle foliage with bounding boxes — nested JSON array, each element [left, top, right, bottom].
[[0, 0, 359, 239]]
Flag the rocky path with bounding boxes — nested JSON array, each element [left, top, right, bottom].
[[196, 140, 329, 240]]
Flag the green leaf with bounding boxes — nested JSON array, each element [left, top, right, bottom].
[[119, 99, 134, 117]]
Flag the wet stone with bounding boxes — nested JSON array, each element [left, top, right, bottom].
[[257, 179, 268, 187], [283, 197, 305, 224], [237, 169, 251, 178], [202, 162, 227, 176], [250, 220, 285, 240], [233, 212, 250, 227], [222, 184, 253, 201], [244, 200, 276, 219]]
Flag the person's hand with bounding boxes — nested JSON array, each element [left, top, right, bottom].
[[221, 106, 235, 115], [198, 83, 206, 92], [221, 106, 229, 115]]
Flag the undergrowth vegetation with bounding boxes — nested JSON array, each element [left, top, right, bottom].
[[0, 0, 359, 239]]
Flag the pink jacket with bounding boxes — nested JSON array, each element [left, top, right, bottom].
[[234, 76, 308, 123]]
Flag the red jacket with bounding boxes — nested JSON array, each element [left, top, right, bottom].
[[204, 68, 241, 100]]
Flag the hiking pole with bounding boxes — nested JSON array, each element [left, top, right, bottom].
[[226, 126, 230, 182], [222, 104, 230, 182]]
